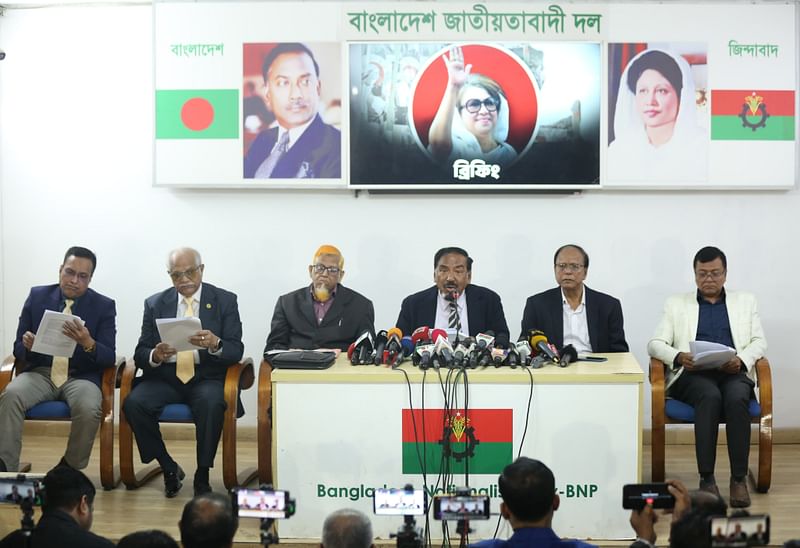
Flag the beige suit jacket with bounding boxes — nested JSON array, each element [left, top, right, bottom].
[[647, 290, 767, 393]]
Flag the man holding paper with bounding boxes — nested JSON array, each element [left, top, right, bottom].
[[0, 246, 116, 472], [123, 247, 243, 498], [648, 246, 767, 508]]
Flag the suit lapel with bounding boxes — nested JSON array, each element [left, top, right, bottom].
[[198, 284, 215, 324], [300, 288, 317, 327], [548, 288, 564, 347], [687, 293, 700, 342], [465, 285, 481, 334], [584, 287, 599, 350], [726, 292, 743, 349], [320, 286, 347, 327], [161, 289, 179, 319]]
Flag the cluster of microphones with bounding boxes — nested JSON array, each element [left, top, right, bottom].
[[347, 327, 579, 369]]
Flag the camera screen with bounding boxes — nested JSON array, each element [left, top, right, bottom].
[[0, 477, 43, 507], [234, 488, 288, 519], [622, 483, 675, 509], [711, 514, 769, 547], [373, 488, 426, 516], [433, 494, 491, 520]]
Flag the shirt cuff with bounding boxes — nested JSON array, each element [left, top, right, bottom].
[[149, 349, 162, 367], [209, 340, 223, 356]]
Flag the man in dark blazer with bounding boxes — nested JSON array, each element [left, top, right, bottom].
[[243, 42, 340, 179], [123, 247, 244, 498], [265, 245, 374, 352], [0, 246, 116, 473], [520, 244, 628, 353], [396, 247, 510, 348]]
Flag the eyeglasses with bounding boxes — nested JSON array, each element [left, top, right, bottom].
[[62, 268, 91, 282], [695, 269, 726, 280], [311, 264, 341, 276], [555, 263, 585, 273], [460, 97, 499, 114], [168, 265, 202, 281]]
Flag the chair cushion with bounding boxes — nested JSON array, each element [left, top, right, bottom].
[[158, 403, 194, 422], [26, 401, 70, 419], [665, 398, 761, 422]]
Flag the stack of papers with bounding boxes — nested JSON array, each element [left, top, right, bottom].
[[31, 309, 84, 358], [689, 340, 736, 370]]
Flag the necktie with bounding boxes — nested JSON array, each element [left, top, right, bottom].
[[51, 299, 74, 388], [254, 131, 290, 178], [175, 297, 195, 383], [448, 297, 462, 334]]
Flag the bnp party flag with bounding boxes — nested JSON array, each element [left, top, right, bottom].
[[401, 408, 512, 475], [156, 89, 239, 139], [711, 90, 795, 141]]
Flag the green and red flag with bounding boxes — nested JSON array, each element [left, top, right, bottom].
[[401, 408, 513, 475], [711, 90, 795, 141], [156, 89, 239, 139]]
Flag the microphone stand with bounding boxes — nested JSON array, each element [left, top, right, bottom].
[[456, 516, 472, 548]]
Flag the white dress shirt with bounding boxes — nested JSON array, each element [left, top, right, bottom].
[[562, 287, 592, 353], [434, 290, 470, 340]]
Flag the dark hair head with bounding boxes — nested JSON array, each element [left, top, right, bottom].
[[42, 465, 96, 513], [670, 508, 712, 548], [626, 50, 683, 100], [434, 247, 473, 271], [689, 489, 728, 517], [179, 492, 238, 548], [63, 246, 97, 274], [553, 244, 589, 269], [118, 530, 179, 548], [783, 541, 800, 548], [693, 246, 727, 270], [262, 43, 320, 83], [497, 457, 555, 522]]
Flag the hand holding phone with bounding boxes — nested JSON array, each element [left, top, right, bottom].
[[622, 483, 675, 510]]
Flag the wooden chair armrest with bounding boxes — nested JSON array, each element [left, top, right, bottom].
[[0, 355, 16, 392], [754, 358, 772, 415], [119, 358, 138, 405], [223, 358, 255, 407], [100, 356, 125, 397], [257, 358, 273, 484]]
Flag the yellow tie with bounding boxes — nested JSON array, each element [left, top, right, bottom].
[[51, 299, 74, 388], [175, 297, 195, 383]]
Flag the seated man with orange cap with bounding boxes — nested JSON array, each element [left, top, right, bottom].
[[264, 245, 375, 352]]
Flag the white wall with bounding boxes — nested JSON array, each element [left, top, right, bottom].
[[1, 4, 798, 428]]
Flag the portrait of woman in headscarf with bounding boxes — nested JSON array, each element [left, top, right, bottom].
[[427, 45, 518, 168], [607, 48, 707, 183]]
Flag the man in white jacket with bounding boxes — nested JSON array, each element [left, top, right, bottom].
[[648, 246, 766, 509]]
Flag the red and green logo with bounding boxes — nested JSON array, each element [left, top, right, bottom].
[[156, 89, 239, 139], [711, 90, 795, 141], [402, 408, 513, 475]]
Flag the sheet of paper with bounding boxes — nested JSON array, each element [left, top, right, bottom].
[[156, 317, 203, 352], [31, 309, 84, 357], [690, 340, 736, 369]]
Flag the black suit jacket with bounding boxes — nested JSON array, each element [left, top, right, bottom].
[[264, 285, 375, 353], [243, 114, 341, 179], [0, 510, 114, 548], [396, 284, 510, 348], [520, 286, 628, 352], [134, 283, 244, 382]]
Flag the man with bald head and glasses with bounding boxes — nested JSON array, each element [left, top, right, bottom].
[[123, 247, 243, 498], [520, 244, 628, 353], [648, 246, 767, 508], [264, 245, 374, 352]]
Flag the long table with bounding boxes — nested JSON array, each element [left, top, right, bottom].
[[269, 353, 644, 541]]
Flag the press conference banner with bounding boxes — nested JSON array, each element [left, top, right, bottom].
[[154, 1, 797, 189]]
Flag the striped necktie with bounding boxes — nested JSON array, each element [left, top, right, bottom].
[[447, 295, 462, 334], [254, 131, 290, 178]]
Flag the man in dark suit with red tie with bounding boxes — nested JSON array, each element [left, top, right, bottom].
[[123, 247, 243, 498], [396, 247, 510, 348]]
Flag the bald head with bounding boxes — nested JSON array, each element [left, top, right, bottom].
[[321, 509, 373, 548], [179, 493, 237, 548], [168, 247, 202, 270]]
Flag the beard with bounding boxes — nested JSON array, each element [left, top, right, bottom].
[[313, 285, 331, 302]]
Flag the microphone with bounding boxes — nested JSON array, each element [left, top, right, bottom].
[[347, 342, 357, 365], [431, 329, 454, 367], [352, 331, 374, 365], [411, 326, 431, 347], [504, 345, 520, 368], [470, 331, 495, 367], [386, 328, 403, 364], [529, 330, 559, 363], [514, 339, 532, 366], [453, 337, 474, 367], [415, 343, 435, 369], [559, 344, 578, 368], [373, 330, 389, 365], [490, 347, 506, 367]]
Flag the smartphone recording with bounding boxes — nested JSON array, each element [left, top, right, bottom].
[[0, 475, 44, 507], [373, 487, 426, 516], [711, 514, 769, 547], [433, 494, 491, 520], [622, 483, 675, 510], [233, 487, 290, 519]]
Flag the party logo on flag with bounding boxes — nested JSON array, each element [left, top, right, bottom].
[[401, 408, 512, 475], [711, 90, 795, 141], [156, 89, 239, 139]]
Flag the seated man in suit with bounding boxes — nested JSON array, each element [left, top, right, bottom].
[[243, 42, 341, 179], [0, 246, 116, 473], [648, 246, 766, 508], [396, 247, 510, 348], [123, 247, 244, 498], [265, 245, 375, 352], [520, 244, 628, 352]]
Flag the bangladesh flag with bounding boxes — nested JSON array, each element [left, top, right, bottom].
[[711, 90, 795, 141], [401, 409, 512, 475], [156, 89, 239, 139]]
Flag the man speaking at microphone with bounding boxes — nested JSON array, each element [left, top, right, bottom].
[[265, 245, 375, 352], [520, 244, 628, 353], [396, 247, 510, 348]]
